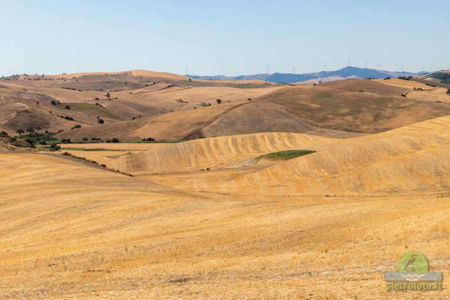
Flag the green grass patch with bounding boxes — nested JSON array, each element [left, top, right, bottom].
[[257, 149, 316, 161], [60, 147, 123, 151], [59, 103, 120, 120]]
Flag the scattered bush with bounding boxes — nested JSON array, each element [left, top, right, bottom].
[[142, 137, 155, 142], [50, 143, 61, 151]]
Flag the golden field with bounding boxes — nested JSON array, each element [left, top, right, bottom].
[[1, 115, 449, 299]]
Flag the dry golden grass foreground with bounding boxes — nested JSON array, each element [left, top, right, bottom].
[[0, 117, 449, 299]]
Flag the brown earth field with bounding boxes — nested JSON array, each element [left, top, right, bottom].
[[0, 71, 449, 299]]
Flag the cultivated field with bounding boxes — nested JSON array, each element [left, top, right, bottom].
[[1, 72, 449, 299]]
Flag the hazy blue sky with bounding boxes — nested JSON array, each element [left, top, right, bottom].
[[1, 0, 449, 76]]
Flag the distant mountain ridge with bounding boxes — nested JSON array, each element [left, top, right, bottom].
[[188, 66, 427, 83]]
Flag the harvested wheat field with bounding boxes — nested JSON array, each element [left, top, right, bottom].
[[0, 115, 449, 299]]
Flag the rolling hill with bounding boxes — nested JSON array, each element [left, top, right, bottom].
[[189, 66, 426, 83], [1, 116, 448, 298]]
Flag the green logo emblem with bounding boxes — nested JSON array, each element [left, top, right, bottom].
[[384, 251, 443, 291], [397, 251, 429, 273]]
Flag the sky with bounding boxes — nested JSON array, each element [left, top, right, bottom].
[[1, 0, 449, 76]]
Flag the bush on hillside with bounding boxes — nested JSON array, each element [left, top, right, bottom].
[[50, 143, 61, 151], [142, 137, 155, 142]]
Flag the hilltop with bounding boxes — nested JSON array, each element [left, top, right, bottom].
[[188, 66, 426, 83]]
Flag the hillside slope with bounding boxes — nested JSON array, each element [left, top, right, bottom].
[[144, 116, 450, 196], [1, 129, 449, 299]]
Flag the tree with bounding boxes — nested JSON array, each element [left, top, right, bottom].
[[105, 92, 111, 100], [0, 131, 8, 137], [216, 99, 222, 104], [98, 119, 105, 124], [16, 129, 24, 136], [447, 88, 450, 95]]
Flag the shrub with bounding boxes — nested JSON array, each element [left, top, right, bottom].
[[0, 131, 8, 137], [216, 99, 222, 104], [112, 138, 120, 143], [71, 124, 81, 129], [25, 138, 35, 146], [65, 105, 71, 110], [447, 88, 450, 95], [50, 144, 61, 151], [16, 129, 24, 135], [98, 119, 104, 124], [142, 137, 155, 142]]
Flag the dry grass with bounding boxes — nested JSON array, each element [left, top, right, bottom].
[[0, 116, 449, 299]]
